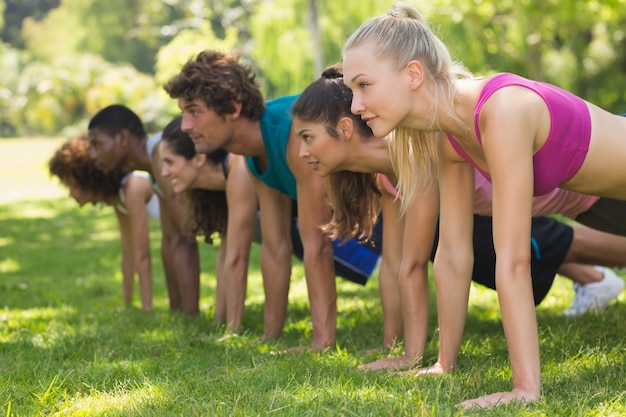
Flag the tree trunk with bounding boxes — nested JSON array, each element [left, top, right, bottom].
[[308, 0, 323, 77]]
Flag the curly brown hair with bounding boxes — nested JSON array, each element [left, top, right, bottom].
[[292, 66, 381, 242], [164, 50, 265, 121], [48, 135, 127, 202], [162, 116, 228, 244]]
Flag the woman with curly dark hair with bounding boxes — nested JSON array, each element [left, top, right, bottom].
[[159, 116, 257, 332], [49, 135, 158, 311]]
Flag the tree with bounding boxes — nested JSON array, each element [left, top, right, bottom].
[[307, 0, 322, 78], [154, 21, 239, 113], [2, 0, 259, 136], [0, 0, 5, 33], [3, 0, 626, 137], [0, 42, 22, 136], [249, 0, 387, 97], [432, 0, 626, 112], [20, 0, 186, 73], [0, 0, 60, 48]]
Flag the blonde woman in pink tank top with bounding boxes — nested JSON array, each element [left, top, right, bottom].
[[292, 64, 625, 369], [344, 3, 626, 408]]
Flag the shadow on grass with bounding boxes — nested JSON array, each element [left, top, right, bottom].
[[0, 198, 227, 313], [1, 200, 129, 309]]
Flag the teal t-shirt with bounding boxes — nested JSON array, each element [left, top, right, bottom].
[[245, 94, 380, 285], [245, 95, 299, 200]]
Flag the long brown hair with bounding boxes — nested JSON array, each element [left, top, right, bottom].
[[161, 116, 228, 244], [292, 65, 380, 242]]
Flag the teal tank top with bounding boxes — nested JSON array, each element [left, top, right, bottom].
[[245, 95, 299, 200]]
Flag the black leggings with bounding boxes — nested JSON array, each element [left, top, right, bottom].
[[572, 113, 626, 236], [575, 197, 626, 237]]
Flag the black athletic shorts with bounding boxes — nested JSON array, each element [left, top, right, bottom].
[[430, 215, 573, 305]]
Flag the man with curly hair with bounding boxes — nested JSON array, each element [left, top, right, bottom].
[[164, 50, 338, 350]]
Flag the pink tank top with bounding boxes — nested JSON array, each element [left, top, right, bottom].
[[379, 173, 598, 219], [447, 73, 591, 196], [473, 173, 598, 219]]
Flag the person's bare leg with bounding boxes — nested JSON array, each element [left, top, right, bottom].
[[563, 224, 626, 267], [557, 263, 603, 285]]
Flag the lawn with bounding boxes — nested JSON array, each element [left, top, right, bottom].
[[0, 137, 624, 416]]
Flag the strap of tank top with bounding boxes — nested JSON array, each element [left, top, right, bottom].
[[379, 174, 399, 198], [118, 172, 133, 206], [473, 73, 514, 146], [145, 131, 162, 164]]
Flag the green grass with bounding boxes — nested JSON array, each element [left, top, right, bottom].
[[1, 138, 625, 416]]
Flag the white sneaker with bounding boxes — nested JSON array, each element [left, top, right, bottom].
[[563, 266, 624, 316]]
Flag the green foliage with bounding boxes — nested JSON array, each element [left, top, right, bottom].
[[0, 1, 4, 33], [21, 0, 185, 74], [20, 0, 85, 62], [11, 55, 96, 136], [81, 59, 174, 135], [0, 0, 60, 48], [154, 22, 239, 88], [5, 53, 170, 137], [2, 0, 257, 137], [433, 0, 626, 112], [3, 0, 626, 136], [319, 1, 389, 63], [249, 0, 388, 97], [0, 41, 21, 136], [249, 0, 312, 97]]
